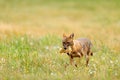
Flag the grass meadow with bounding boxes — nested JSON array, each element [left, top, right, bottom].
[[0, 0, 120, 80]]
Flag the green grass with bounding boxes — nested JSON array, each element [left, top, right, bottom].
[[0, 0, 120, 80], [0, 35, 120, 80]]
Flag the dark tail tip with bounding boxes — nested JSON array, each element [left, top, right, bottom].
[[91, 52, 93, 56]]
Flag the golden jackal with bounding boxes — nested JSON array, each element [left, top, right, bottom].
[[61, 33, 93, 67]]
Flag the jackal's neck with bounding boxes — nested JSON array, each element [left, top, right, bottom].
[[70, 46, 74, 51], [70, 42, 74, 51], [70, 40, 77, 51]]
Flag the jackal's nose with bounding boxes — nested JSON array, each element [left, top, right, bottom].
[[64, 47, 67, 50]]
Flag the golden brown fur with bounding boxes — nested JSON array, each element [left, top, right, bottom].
[[62, 33, 93, 67]]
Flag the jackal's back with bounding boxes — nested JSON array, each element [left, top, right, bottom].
[[77, 38, 92, 49]]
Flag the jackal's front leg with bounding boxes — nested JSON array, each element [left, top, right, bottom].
[[69, 56, 77, 67], [70, 56, 73, 65]]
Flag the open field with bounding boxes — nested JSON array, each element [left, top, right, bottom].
[[0, 0, 120, 80]]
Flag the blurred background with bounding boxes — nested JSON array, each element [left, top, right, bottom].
[[0, 0, 120, 50], [0, 0, 120, 80], [0, 0, 120, 35]]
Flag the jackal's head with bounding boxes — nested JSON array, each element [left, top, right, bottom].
[[62, 33, 74, 50]]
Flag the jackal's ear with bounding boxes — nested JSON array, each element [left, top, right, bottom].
[[63, 33, 67, 37], [69, 33, 74, 38]]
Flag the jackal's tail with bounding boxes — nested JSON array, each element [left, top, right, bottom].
[[91, 52, 93, 56]]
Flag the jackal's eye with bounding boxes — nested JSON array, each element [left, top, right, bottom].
[[67, 42, 70, 44]]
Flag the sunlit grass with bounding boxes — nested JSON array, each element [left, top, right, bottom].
[[0, 35, 120, 80]]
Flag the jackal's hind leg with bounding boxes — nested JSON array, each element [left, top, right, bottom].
[[85, 55, 89, 67]]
